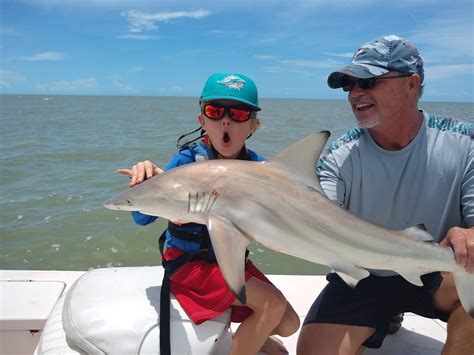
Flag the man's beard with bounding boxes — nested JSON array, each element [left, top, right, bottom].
[[357, 114, 380, 129]]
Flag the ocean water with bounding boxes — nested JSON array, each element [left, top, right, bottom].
[[1, 94, 473, 274]]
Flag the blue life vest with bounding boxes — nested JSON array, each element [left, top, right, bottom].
[[165, 140, 264, 254]]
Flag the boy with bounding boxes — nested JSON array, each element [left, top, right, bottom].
[[119, 72, 299, 354]]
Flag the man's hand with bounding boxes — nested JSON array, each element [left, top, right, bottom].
[[441, 226, 474, 273], [117, 160, 163, 187]]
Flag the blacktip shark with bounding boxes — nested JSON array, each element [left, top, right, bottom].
[[104, 131, 474, 317]]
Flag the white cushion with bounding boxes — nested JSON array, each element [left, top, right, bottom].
[[37, 266, 231, 354]]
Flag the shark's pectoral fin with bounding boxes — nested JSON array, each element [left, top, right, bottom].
[[397, 272, 424, 287], [207, 215, 250, 304], [331, 262, 370, 288]]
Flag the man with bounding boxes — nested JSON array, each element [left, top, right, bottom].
[[297, 35, 474, 354]]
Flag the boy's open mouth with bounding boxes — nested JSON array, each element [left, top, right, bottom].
[[223, 132, 231, 144]]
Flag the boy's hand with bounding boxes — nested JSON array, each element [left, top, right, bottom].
[[117, 160, 163, 187]]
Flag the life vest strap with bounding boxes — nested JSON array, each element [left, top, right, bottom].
[[167, 222, 212, 252]]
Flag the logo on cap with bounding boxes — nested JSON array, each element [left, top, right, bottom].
[[217, 75, 246, 90]]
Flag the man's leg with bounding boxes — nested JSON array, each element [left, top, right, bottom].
[[296, 273, 407, 354], [297, 323, 374, 355], [433, 273, 474, 355]]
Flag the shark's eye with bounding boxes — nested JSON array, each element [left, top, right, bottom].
[[127, 198, 133, 206]]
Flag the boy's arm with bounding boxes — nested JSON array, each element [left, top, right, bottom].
[[132, 211, 157, 225], [116, 150, 195, 226]]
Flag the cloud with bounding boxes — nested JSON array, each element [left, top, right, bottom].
[[121, 9, 212, 33], [129, 66, 144, 73], [425, 64, 474, 81], [111, 73, 137, 92], [255, 55, 278, 60], [116, 34, 159, 40], [280, 59, 340, 69], [20, 52, 65, 61], [324, 52, 354, 58], [207, 29, 247, 39], [0, 69, 26, 88], [0, 25, 19, 37], [159, 85, 184, 93], [35, 78, 97, 91], [409, 15, 473, 64], [256, 54, 342, 69]]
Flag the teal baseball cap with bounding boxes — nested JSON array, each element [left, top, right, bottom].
[[200, 72, 261, 111]]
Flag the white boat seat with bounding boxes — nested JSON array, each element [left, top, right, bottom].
[[36, 266, 231, 354]]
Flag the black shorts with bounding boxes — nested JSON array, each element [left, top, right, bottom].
[[303, 272, 449, 348]]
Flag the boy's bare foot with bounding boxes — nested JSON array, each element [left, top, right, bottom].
[[259, 336, 288, 354]]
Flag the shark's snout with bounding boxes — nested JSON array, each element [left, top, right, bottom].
[[103, 195, 133, 211]]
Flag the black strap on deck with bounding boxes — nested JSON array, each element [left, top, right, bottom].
[[157, 226, 217, 355], [159, 231, 171, 355]]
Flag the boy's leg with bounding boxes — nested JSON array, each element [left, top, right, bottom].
[[260, 302, 300, 354], [260, 336, 288, 354], [272, 301, 300, 337], [230, 277, 288, 355]]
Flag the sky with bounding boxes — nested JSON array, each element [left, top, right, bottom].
[[1, 0, 473, 102]]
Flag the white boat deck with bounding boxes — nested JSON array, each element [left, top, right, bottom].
[[0, 269, 446, 354]]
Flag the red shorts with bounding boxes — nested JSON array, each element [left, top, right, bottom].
[[164, 248, 272, 325]]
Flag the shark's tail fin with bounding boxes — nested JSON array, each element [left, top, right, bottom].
[[453, 270, 474, 318]]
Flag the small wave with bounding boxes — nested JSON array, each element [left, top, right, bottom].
[[51, 243, 61, 251]]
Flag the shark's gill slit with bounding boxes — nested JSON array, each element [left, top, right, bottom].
[[193, 192, 198, 214], [187, 192, 191, 213], [207, 190, 219, 212], [203, 191, 213, 214], [199, 192, 206, 213]]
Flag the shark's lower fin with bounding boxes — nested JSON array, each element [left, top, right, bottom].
[[397, 272, 424, 287], [206, 215, 250, 304]]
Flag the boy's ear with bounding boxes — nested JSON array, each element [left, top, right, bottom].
[[251, 118, 260, 132], [197, 113, 205, 127]]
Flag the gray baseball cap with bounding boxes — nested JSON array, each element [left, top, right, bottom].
[[328, 35, 424, 89]]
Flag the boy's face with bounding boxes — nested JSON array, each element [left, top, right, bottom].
[[198, 99, 260, 159]]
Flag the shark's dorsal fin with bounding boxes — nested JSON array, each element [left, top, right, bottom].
[[266, 131, 330, 192]]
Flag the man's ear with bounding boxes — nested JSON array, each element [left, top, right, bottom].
[[408, 74, 421, 96]]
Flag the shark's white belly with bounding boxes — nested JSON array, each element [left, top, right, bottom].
[[218, 185, 458, 277]]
